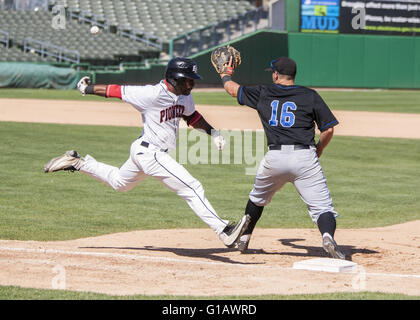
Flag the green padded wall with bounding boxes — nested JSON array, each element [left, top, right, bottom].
[[286, 0, 300, 33], [92, 30, 420, 89], [93, 30, 288, 86], [190, 30, 289, 86], [337, 35, 364, 88], [388, 37, 414, 89], [288, 32, 420, 89], [94, 64, 166, 85], [415, 40, 420, 88]]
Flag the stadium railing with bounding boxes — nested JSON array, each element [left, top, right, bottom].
[[117, 26, 163, 51], [169, 6, 268, 58], [0, 29, 9, 48], [23, 37, 80, 64], [67, 8, 111, 33]]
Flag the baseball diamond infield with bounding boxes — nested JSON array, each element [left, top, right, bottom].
[[0, 99, 419, 297]]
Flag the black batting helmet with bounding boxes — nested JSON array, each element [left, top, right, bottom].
[[165, 57, 202, 87]]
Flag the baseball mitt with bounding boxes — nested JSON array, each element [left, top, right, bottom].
[[211, 45, 241, 76]]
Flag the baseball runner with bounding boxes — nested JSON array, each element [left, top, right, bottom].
[[44, 57, 250, 247], [211, 48, 345, 259]]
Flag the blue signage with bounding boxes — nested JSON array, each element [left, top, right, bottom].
[[300, 0, 340, 33]]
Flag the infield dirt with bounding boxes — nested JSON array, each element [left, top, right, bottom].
[[1, 98, 420, 139], [0, 98, 419, 297]]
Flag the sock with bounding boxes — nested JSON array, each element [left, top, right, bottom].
[[317, 212, 336, 238], [243, 199, 264, 235]]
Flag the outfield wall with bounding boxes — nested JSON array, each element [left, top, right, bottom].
[[93, 64, 166, 85], [289, 32, 420, 89], [194, 31, 420, 89], [190, 30, 289, 86], [93, 30, 289, 87], [91, 30, 420, 89]]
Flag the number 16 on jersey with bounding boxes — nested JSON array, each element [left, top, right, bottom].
[[269, 101, 297, 128]]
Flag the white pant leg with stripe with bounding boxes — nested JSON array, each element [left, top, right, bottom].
[[79, 139, 229, 235]]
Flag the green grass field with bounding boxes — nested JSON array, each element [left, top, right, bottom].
[[0, 89, 419, 300], [1, 122, 420, 241], [0, 285, 417, 300], [1, 88, 420, 113]]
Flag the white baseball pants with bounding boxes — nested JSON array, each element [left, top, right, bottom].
[[78, 138, 229, 235]]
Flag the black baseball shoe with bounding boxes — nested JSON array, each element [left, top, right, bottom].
[[322, 233, 346, 260], [237, 234, 251, 254], [44, 150, 83, 173], [220, 215, 251, 248]]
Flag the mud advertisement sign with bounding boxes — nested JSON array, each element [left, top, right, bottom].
[[300, 0, 420, 36]]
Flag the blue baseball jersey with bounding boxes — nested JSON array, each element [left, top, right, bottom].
[[237, 84, 338, 146]]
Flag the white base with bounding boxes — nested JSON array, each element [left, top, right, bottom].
[[293, 258, 358, 273]]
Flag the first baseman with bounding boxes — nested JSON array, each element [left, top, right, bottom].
[[44, 57, 250, 247], [215, 54, 345, 259]]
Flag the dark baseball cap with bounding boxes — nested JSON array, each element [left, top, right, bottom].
[[265, 57, 297, 77]]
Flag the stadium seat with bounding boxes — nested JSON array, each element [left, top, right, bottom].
[[47, 0, 256, 42], [1, 0, 257, 64], [0, 9, 160, 64]]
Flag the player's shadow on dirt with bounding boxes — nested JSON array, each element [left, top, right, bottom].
[[80, 239, 378, 263], [80, 246, 264, 265], [276, 238, 379, 261]]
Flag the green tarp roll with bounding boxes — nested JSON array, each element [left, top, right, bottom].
[[0, 62, 79, 89]]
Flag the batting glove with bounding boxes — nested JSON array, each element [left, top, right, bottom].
[[77, 76, 91, 96], [213, 134, 226, 151]]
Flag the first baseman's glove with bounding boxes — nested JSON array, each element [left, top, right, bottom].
[[77, 76, 91, 96], [211, 45, 241, 76]]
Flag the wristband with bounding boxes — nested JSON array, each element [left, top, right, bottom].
[[225, 66, 234, 76], [85, 85, 95, 95], [188, 111, 202, 126], [221, 75, 232, 86], [106, 84, 122, 99]]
